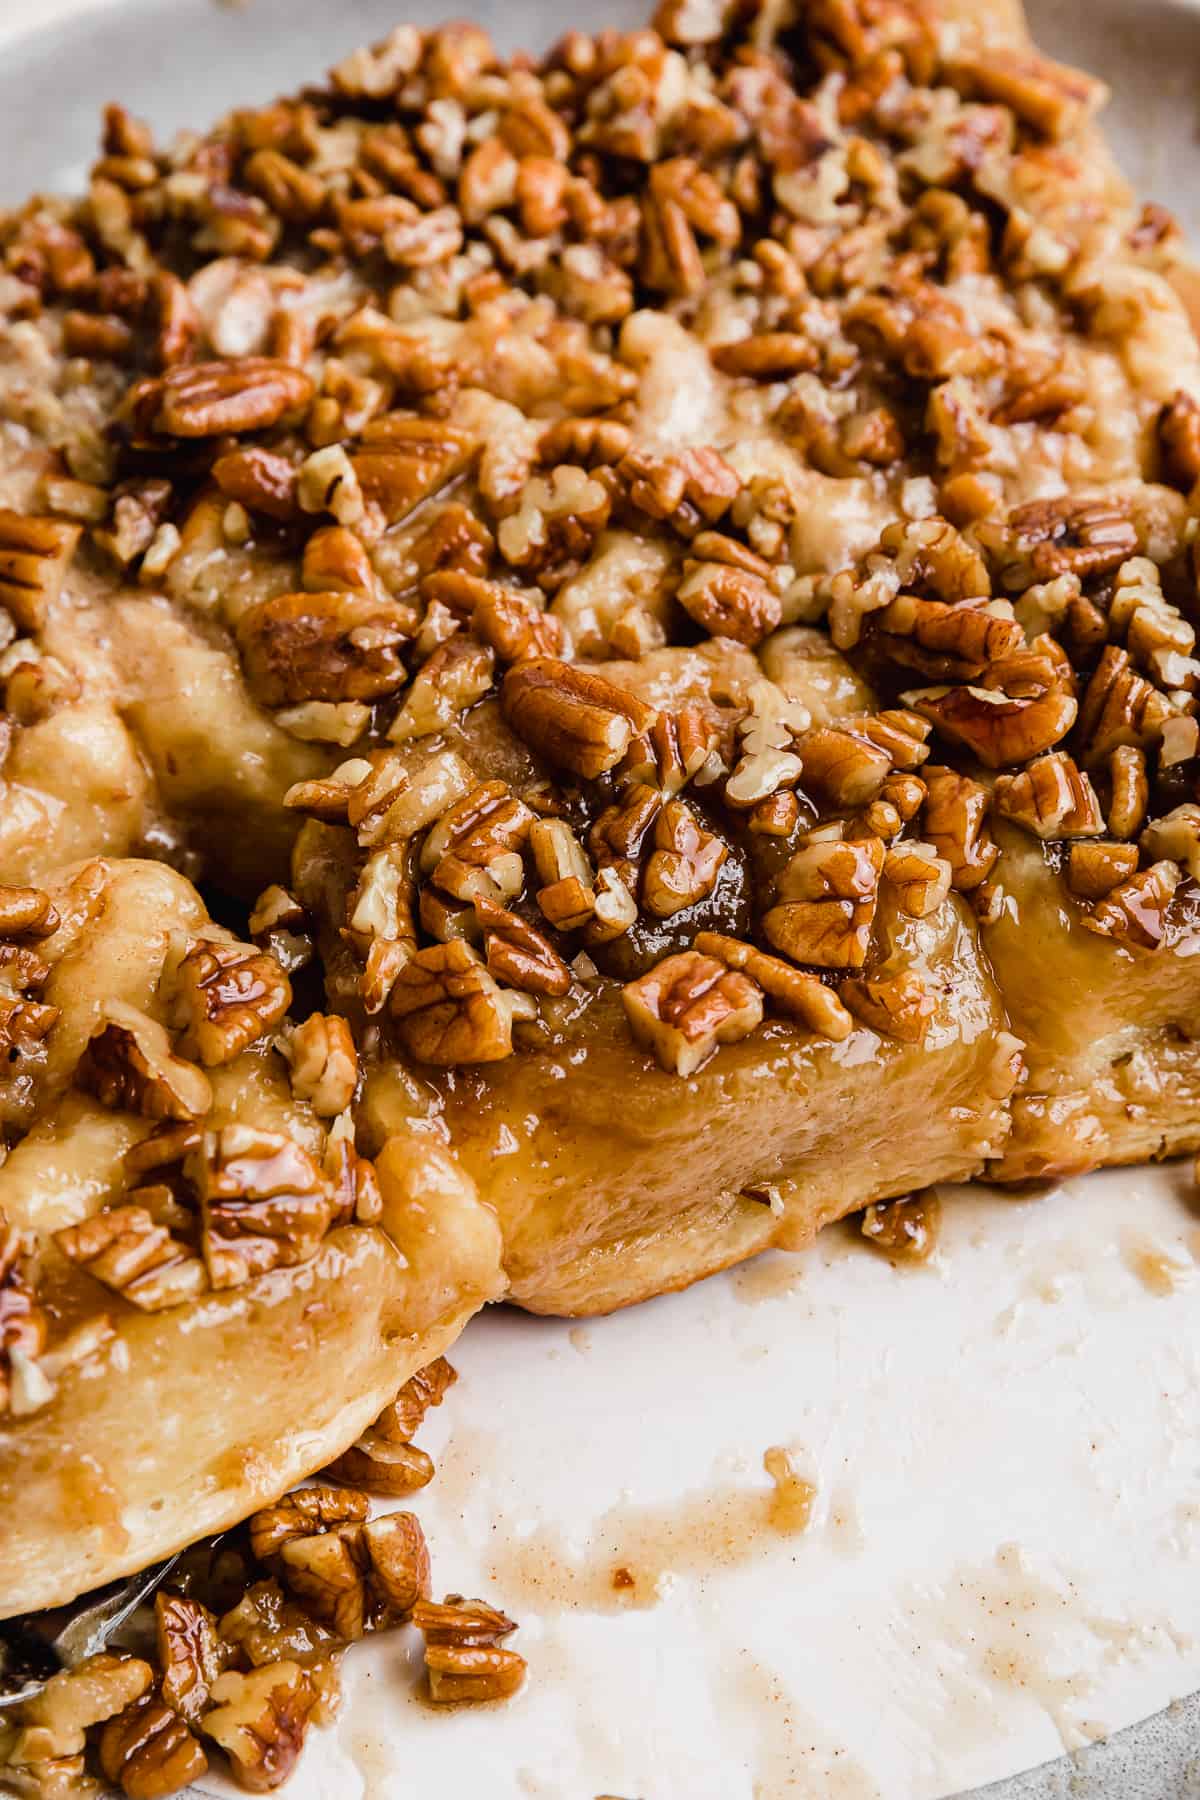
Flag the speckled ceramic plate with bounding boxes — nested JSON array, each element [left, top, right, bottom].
[[2, 3, 1200, 1797]]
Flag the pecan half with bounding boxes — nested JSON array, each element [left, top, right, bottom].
[[147, 358, 314, 437], [98, 1693, 208, 1799], [840, 972, 936, 1043], [475, 895, 571, 995], [882, 842, 952, 917], [1077, 645, 1171, 766], [0, 510, 81, 632], [993, 753, 1104, 839], [413, 1596, 526, 1704], [1081, 860, 1180, 951], [172, 940, 291, 1066], [236, 591, 409, 706], [55, 1205, 208, 1312], [390, 940, 529, 1063], [156, 1592, 225, 1725], [76, 1003, 212, 1122], [622, 950, 763, 1076], [353, 416, 477, 524], [420, 780, 534, 906], [764, 836, 884, 970], [1067, 840, 1140, 901], [501, 657, 656, 779], [921, 766, 998, 892], [188, 1127, 337, 1290], [643, 800, 728, 918], [675, 557, 781, 647]]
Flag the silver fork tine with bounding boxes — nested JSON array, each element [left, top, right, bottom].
[[0, 1555, 179, 1710]]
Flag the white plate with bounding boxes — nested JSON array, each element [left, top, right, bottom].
[[2, 3, 1200, 1797]]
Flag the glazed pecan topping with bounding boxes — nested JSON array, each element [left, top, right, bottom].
[[202, 1662, 318, 1792], [860, 1191, 941, 1262], [390, 940, 531, 1063], [908, 661, 1077, 769], [764, 836, 884, 971], [0, 884, 60, 938], [98, 1692, 208, 1799], [882, 842, 952, 917], [236, 590, 409, 707], [1140, 803, 1200, 882], [1081, 860, 1180, 951], [55, 1204, 208, 1312], [275, 1013, 358, 1116], [420, 779, 534, 906], [643, 800, 728, 918], [841, 972, 936, 1044], [387, 634, 494, 742], [188, 1126, 337, 1289], [1158, 391, 1200, 491], [921, 767, 998, 892], [623, 949, 762, 1076], [793, 725, 891, 807], [946, 44, 1104, 139], [475, 896, 572, 996], [993, 753, 1105, 840], [0, 509, 81, 632], [353, 416, 477, 523], [156, 1592, 225, 1724], [172, 939, 292, 1066], [979, 494, 1138, 588], [530, 817, 598, 931], [618, 445, 740, 537], [413, 1596, 526, 1704], [694, 932, 853, 1040], [872, 594, 1023, 681], [425, 570, 562, 664], [0, 1214, 49, 1417], [1067, 840, 1140, 902], [501, 657, 656, 779], [212, 446, 299, 521], [76, 1002, 212, 1122], [346, 750, 476, 847], [138, 357, 314, 437], [1077, 645, 1171, 766], [675, 554, 782, 647]]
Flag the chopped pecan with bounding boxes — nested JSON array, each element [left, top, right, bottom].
[[623, 950, 762, 1076], [236, 591, 409, 706], [201, 1663, 317, 1793], [642, 800, 727, 918], [907, 670, 1077, 768], [920, 766, 998, 892], [621, 707, 718, 799], [725, 680, 806, 807], [710, 332, 817, 378], [530, 818, 598, 931], [0, 510, 81, 632], [1077, 645, 1171, 766], [55, 1205, 208, 1312], [325, 1433, 434, 1498], [882, 842, 952, 917], [188, 1126, 336, 1289], [674, 556, 782, 647], [425, 570, 562, 664], [860, 1191, 940, 1262], [0, 884, 59, 937], [871, 594, 1023, 681], [1158, 392, 1200, 491], [841, 971, 936, 1043], [387, 635, 494, 742], [172, 940, 291, 1066], [249, 1488, 369, 1565], [212, 447, 299, 521], [141, 358, 314, 437], [764, 835, 883, 970], [501, 657, 656, 779], [283, 757, 375, 824], [360, 1513, 432, 1620], [76, 1003, 212, 1122], [1067, 840, 1140, 902], [420, 780, 534, 905], [946, 45, 1104, 140], [390, 941, 530, 1064], [1081, 861, 1180, 951], [413, 1597, 526, 1704], [15, 1653, 153, 1758], [497, 466, 611, 576], [993, 753, 1105, 840], [1141, 803, 1200, 882], [387, 1356, 458, 1439], [275, 1014, 358, 1116], [346, 750, 477, 847], [694, 932, 853, 1040], [794, 725, 891, 807], [97, 1693, 208, 1800], [474, 896, 571, 995], [301, 525, 375, 594], [353, 416, 476, 524], [979, 494, 1138, 588], [618, 445, 740, 538], [155, 1592, 224, 1725]]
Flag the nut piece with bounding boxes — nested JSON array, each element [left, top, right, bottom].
[[76, 1003, 212, 1122], [172, 940, 291, 1067], [146, 358, 314, 437], [622, 950, 763, 1077], [764, 837, 884, 970], [236, 591, 409, 706], [674, 558, 781, 647], [643, 801, 728, 919], [840, 973, 936, 1044], [0, 1215, 49, 1417], [201, 1662, 318, 1793], [275, 1014, 358, 1116], [155, 1592, 224, 1725], [353, 416, 477, 524], [993, 753, 1105, 840], [530, 819, 597, 931], [348, 750, 477, 848], [907, 671, 1077, 769], [1081, 861, 1180, 951], [0, 885, 60, 937], [794, 726, 892, 808], [387, 635, 495, 742], [413, 1596, 526, 1704], [860, 1192, 941, 1262], [693, 932, 853, 1041], [17, 1653, 153, 1757], [55, 1205, 208, 1312], [1077, 645, 1172, 765], [249, 1487, 369, 1565], [921, 766, 998, 892], [97, 1693, 208, 1800], [420, 780, 534, 905], [1067, 841, 1140, 902], [189, 1126, 337, 1290], [0, 509, 81, 632], [882, 843, 952, 917], [390, 941, 525, 1064], [1141, 803, 1200, 881], [501, 657, 656, 779], [475, 896, 571, 996]]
